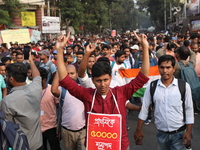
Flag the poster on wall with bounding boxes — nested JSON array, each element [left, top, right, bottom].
[[187, 0, 199, 16], [21, 12, 36, 26], [42, 16, 60, 33]]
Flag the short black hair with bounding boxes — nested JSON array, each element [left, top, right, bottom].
[[183, 40, 190, 47], [164, 36, 171, 42], [0, 63, 5, 67], [16, 53, 24, 57], [1, 43, 7, 48], [97, 57, 110, 65], [78, 47, 85, 52], [112, 43, 118, 48], [92, 61, 111, 78], [38, 67, 48, 80], [11, 51, 18, 55], [158, 55, 176, 67], [176, 46, 190, 60], [76, 51, 84, 56], [6, 62, 27, 82], [115, 50, 125, 58], [102, 45, 111, 50], [167, 42, 176, 50], [157, 36, 163, 41], [31, 52, 37, 57], [178, 35, 184, 38], [1, 57, 11, 63], [122, 47, 130, 51]]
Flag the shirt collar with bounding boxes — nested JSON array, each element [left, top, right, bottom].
[[158, 77, 177, 87]]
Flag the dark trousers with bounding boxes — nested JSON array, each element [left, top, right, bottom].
[[37, 145, 44, 150], [42, 127, 61, 150]]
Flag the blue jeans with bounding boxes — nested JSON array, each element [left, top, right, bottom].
[[156, 130, 186, 150]]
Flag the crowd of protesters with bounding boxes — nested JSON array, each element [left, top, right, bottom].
[[0, 30, 200, 150]]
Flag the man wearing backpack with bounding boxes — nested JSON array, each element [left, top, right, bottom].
[[175, 46, 200, 115], [1, 55, 43, 150], [134, 55, 194, 150]]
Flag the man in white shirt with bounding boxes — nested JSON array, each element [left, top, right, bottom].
[[111, 50, 128, 86], [134, 55, 194, 150], [51, 65, 86, 150]]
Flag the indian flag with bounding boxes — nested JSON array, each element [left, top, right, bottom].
[[119, 66, 160, 97]]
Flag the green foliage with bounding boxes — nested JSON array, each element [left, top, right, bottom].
[[0, 9, 11, 25], [0, 0, 27, 26], [3, 0, 27, 16], [59, 0, 84, 32], [59, 0, 152, 33], [136, 0, 180, 30]]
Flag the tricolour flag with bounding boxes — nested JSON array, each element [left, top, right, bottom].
[[119, 66, 160, 97]]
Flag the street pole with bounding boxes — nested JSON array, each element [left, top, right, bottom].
[[164, 0, 166, 31]]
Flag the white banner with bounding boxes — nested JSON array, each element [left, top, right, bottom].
[[42, 16, 60, 33]]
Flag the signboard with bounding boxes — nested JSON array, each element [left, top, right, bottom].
[[87, 113, 122, 150], [191, 20, 200, 31], [21, 12, 36, 26], [42, 16, 60, 33], [1, 29, 30, 44], [30, 30, 41, 43], [111, 30, 116, 37], [187, 0, 199, 16]]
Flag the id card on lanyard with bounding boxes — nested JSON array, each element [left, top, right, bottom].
[[86, 90, 122, 150]]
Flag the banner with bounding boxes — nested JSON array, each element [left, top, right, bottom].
[[30, 30, 41, 43], [87, 113, 122, 150], [1, 29, 30, 44], [187, 0, 199, 16], [111, 30, 116, 37], [42, 16, 60, 33], [191, 20, 200, 31], [21, 12, 36, 26]]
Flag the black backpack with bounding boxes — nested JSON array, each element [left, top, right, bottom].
[[0, 111, 30, 150], [150, 79, 186, 121]]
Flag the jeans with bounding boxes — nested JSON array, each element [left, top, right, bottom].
[[156, 130, 186, 150]]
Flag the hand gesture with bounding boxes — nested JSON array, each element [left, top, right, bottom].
[[133, 31, 141, 43], [29, 51, 34, 62], [140, 34, 148, 48], [56, 32, 70, 50], [85, 41, 98, 54]]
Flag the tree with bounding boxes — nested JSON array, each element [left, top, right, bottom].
[[136, 0, 179, 30], [58, 0, 145, 34], [0, 0, 27, 26], [0, 10, 10, 25], [59, 0, 84, 32]]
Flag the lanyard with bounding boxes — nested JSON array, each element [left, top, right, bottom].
[[90, 89, 121, 114], [41, 85, 48, 99]]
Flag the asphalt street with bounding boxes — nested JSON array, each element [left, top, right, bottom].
[[127, 111, 200, 150]]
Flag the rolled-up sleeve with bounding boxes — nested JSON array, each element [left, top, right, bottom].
[[185, 83, 194, 124], [138, 84, 151, 121]]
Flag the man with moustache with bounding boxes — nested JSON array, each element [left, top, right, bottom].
[[134, 55, 194, 150]]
